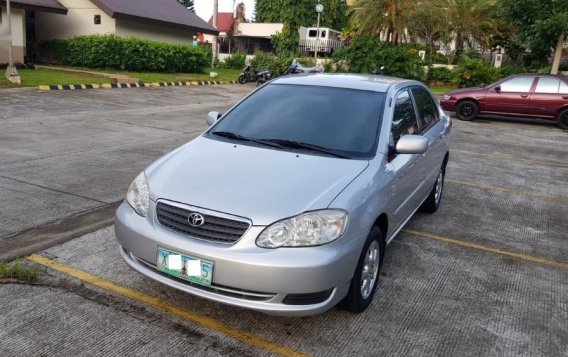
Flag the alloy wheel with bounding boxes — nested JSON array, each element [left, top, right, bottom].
[[360, 241, 380, 299]]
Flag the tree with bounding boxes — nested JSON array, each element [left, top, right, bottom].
[[407, 2, 452, 62], [350, 0, 415, 44], [255, 0, 348, 30], [441, 0, 498, 63], [177, 0, 195, 13], [500, 0, 568, 73]]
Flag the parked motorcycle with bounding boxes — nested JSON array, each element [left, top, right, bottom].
[[282, 59, 325, 76], [238, 63, 271, 86]]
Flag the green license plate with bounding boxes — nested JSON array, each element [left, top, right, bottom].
[[156, 247, 214, 287]]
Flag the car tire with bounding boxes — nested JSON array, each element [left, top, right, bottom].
[[456, 100, 479, 121], [237, 75, 247, 84], [420, 165, 445, 213], [340, 226, 385, 313], [557, 108, 568, 130]]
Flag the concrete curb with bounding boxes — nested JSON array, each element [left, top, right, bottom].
[[38, 80, 238, 91]]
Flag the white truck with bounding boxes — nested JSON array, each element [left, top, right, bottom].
[[299, 26, 343, 56]]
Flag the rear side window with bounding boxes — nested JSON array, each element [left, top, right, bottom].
[[391, 90, 418, 146], [411, 87, 439, 131], [560, 81, 568, 94], [500, 77, 534, 92], [535, 78, 561, 94]]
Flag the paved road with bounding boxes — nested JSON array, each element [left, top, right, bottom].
[[0, 85, 254, 241], [1, 97, 567, 356]]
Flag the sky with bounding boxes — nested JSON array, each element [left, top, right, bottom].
[[194, 0, 256, 22]]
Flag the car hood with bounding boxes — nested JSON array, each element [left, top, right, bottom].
[[146, 137, 369, 226], [446, 87, 486, 96]]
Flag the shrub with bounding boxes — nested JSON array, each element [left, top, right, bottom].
[[452, 56, 498, 88], [496, 66, 525, 79], [333, 36, 426, 80], [37, 34, 210, 73], [220, 53, 246, 70], [428, 67, 453, 82]]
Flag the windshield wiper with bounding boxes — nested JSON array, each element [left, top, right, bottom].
[[211, 131, 281, 149], [259, 139, 349, 159]]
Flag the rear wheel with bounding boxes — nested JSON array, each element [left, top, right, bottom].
[[340, 227, 385, 313], [456, 100, 479, 121], [557, 108, 568, 130], [237, 75, 247, 84], [420, 165, 445, 213]]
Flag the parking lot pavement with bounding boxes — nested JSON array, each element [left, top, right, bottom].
[[1, 116, 566, 356], [0, 85, 254, 241]]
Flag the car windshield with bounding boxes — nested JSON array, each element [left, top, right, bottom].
[[208, 84, 385, 159]]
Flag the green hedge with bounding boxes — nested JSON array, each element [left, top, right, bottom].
[[38, 35, 211, 73], [332, 36, 426, 81]]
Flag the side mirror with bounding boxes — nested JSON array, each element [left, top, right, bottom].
[[396, 135, 428, 155], [494, 86, 501, 93], [206, 111, 222, 126]]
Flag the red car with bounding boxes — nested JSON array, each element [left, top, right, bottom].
[[440, 74, 568, 129]]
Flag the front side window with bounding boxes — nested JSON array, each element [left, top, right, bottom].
[[308, 30, 317, 37], [500, 77, 534, 93], [209, 84, 385, 159], [391, 90, 418, 147], [535, 78, 561, 94], [411, 87, 439, 131]]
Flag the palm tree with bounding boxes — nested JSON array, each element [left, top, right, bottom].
[[441, 0, 497, 62], [350, 0, 414, 45]]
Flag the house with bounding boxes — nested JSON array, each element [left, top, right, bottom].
[[204, 9, 283, 57], [35, 0, 218, 44], [1, 0, 218, 64], [0, 0, 67, 64]]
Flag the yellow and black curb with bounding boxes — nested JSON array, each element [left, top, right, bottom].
[[38, 80, 238, 91]]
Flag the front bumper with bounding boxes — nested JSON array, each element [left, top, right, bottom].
[[115, 201, 364, 316], [440, 99, 457, 111]]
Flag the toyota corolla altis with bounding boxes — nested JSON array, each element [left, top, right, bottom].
[[115, 74, 451, 316]]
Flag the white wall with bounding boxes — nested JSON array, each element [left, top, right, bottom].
[[35, 0, 115, 40], [115, 20, 194, 45], [0, 7, 26, 63]]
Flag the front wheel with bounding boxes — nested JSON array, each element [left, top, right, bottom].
[[237, 75, 247, 84], [557, 108, 568, 130], [455, 100, 479, 121], [340, 227, 385, 313]]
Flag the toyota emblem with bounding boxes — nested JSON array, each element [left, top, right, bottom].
[[187, 212, 205, 227]]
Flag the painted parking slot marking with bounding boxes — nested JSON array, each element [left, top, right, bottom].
[[403, 229, 568, 270], [26, 254, 310, 357], [453, 149, 568, 169], [447, 179, 568, 204]]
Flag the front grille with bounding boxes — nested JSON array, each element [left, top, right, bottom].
[[156, 201, 250, 244]]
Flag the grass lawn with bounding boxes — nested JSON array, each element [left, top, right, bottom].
[[57, 66, 242, 83], [126, 68, 242, 83], [0, 68, 110, 88], [0, 67, 240, 89], [429, 85, 455, 95]]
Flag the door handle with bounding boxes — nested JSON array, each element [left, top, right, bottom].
[[520, 94, 529, 98]]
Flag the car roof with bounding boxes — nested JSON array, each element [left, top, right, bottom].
[[271, 74, 418, 93], [509, 73, 567, 79]]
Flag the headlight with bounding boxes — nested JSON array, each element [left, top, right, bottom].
[[126, 172, 150, 216], [256, 210, 348, 248], [443, 94, 451, 101]]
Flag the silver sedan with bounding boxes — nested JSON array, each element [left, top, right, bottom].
[[115, 74, 451, 316]]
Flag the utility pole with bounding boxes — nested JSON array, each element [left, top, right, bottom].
[[4, 0, 21, 84], [211, 0, 218, 68], [314, 4, 324, 61]]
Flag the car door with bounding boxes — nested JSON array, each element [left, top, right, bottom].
[[410, 86, 445, 199], [483, 76, 536, 115], [387, 89, 423, 231], [530, 77, 568, 118]]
